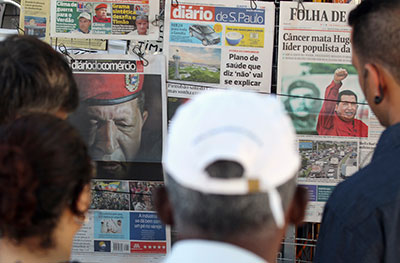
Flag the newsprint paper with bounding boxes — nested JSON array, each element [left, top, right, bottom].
[[69, 54, 170, 263], [164, 0, 275, 98], [276, 2, 384, 222], [51, 0, 160, 40]]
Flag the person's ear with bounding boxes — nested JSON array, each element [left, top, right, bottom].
[[142, 110, 149, 125], [76, 184, 91, 214], [153, 186, 174, 226], [287, 186, 308, 225], [335, 103, 339, 113], [55, 109, 68, 120], [364, 63, 383, 99]]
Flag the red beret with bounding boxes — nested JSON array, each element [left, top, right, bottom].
[[95, 3, 107, 10], [74, 73, 144, 106]]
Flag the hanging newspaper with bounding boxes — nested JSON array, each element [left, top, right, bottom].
[[276, 2, 384, 222], [51, 0, 160, 40], [164, 0, 275, 98], [69, 54, 170, 262]]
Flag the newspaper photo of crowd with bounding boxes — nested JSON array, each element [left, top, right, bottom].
[[91, 181, 130, 210], [130, 181, 163, 211]]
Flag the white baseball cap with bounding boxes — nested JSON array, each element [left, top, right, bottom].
[[78, 12, 91, 20], [163, 89, 300, 228]]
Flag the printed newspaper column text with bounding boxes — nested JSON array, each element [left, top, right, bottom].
[[224, 51, 262, 88], [112, 4, 135, 34], [56, 1, 77, 33]]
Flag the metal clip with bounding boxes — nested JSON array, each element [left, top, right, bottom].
[[131, 45, 149, 67], [58, 43, 75, 62], [171, 0, 179, 8], [151, 8, 164, 28], [297, 0, 305, 11], [12, 20, 25, 35], [250, 0, 257, 10]]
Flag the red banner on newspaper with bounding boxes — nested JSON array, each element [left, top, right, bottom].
[[130, 241, 167, 254], [171, 4, 215, 21]]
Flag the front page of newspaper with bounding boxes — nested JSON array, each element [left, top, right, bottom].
[[51, 0, 160, 40], [20, 0, 107, 49], [68, 54, 169, 262], [164, 0, 275, 98], [277, 2, 384, 222]]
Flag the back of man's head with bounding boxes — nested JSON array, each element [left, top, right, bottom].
[[349, 0, 400, 84], [0, 35, 78, 123], [164, 167, 297, 240], [158, 90, 307, 247]]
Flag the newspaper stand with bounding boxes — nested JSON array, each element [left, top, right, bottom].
[[0, 0, 375, 262]]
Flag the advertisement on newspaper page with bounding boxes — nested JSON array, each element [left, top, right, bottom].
[[163, 0, 275, 98], [297, 137, 360, 222], [68, 54, 166, 181], [72, 180, 170, 263], [51, 0, 160, 40], [20, 0, 51, 41], [277, 2, 385, 139]]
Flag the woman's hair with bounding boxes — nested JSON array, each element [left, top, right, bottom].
[[0, 35, 78, 123], [0, 114, 93, 248]]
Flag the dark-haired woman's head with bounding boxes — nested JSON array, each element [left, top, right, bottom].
[[0, 114, 93, 249], [0, 35, 78, 124]]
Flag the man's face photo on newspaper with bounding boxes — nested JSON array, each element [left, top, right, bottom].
[[70, 73, 148, 175], [86, 97, 148, 164]]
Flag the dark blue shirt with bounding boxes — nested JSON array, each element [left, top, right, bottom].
[[315, 123, 400, 263]]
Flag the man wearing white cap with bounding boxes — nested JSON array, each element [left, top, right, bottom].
[[73, 12, 91, 34], [154, 90, 308, 263]]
